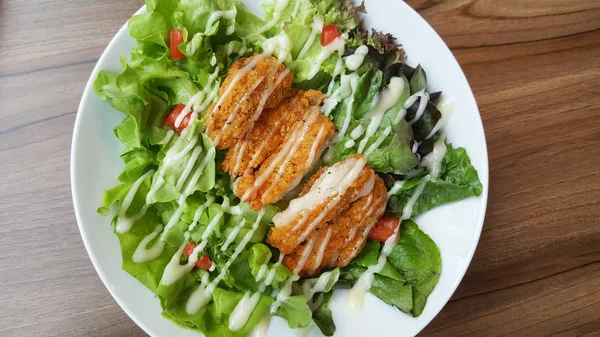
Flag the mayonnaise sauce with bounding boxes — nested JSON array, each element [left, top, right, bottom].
[[346, 176, 430, 310], [344, 45, 368, 71], [420, 134, 447, 180], [307, 33, 347, 80], [115, 170, 155, 234], [357, 77, 405, 154], [297, 16, 323, 60]]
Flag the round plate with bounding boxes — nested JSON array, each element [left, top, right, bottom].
[[71, 1, 489, 336]]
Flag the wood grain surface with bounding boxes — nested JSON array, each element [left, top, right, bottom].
[[1, 0, 599, 336]]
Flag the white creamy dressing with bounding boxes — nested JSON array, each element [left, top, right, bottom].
[[306, 125, 328, 170], [115, 170, 155, 234], [186, 210, 265, 314], [307, 33, 347, 80], [221, 218, 246, 251], [159, 130, 175, 145], [229, 291, 262, 331], [197, 67, 222, 112], [425, 98, 453, 140], [263, 33, 293, 61], [132, 224, 165, 263], [304, 269, 338, 300], [356, 77, 405, 154], [187, 8, 237, 55], [387, 180, 405, 197], [394, 89, 425, 124], [350, 125, 363, 139], [176, 146, 203, 190], [408, 91, 430, 125], [347, 176, 431, 310], [294, 235, 318, 274], [205, 8, 237, 35], [363, 125, 392, 157], [307, 226, 333, 274], [420, 134, 447, 180], [174, 91, 204, 128], [273, 157, 363, 227], [344, 45, 368, 71], [189, 197, 215, 232], [270, 274, 298, 314], [229, 255, 284, 331], [321, 72, 356, 116], [327, 58, 344, 96], [246, 0, 290, 38], [161, 210, 223, 285], [279, 158, 367, 244], [323, 73, 358, 162], [297, 16, 323, 60], [411, 140, 420, 154]]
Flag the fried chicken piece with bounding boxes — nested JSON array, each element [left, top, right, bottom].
[[234, 107, 336, 211], [267, 155, 375, 255], [206, 54, 293, 150], [221, 90, 326, 177], [280, 170, 388, 277]]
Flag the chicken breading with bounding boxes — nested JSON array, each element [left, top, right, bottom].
[[267, 155, 376, 254], [206, 54, 293, 150], [234, 106, 336, 210], [221, 90, 326, 177], [278, 166, 388, 277]]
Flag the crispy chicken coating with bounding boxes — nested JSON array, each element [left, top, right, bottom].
[[206, 54, 293, 150], [277, 165, 388, 277], [267, 155, 376, 254], [221, 90, 326, 177], [234, 106, 336, 210]]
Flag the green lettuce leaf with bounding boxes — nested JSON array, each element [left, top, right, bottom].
[[387, 144, 483, 216], [342, 220, 441, 316], [387, 220, 441, 316], [276, 295, 313, 328], [312, 292, 336, 336], [328, 70, 418, 174]]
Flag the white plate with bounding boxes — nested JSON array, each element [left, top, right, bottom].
[[71, 1, 489, 336]]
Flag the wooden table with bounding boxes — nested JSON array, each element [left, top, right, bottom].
[[1, 0, 599, 336]]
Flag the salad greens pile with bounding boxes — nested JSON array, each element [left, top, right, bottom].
[[93, 0, 482, 336]]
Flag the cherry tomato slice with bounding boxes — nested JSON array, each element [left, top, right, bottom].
[[170, 29, 186, 61], [368, 216, 400, 243]]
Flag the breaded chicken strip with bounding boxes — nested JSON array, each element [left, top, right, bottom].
[[234, 107, 336, 211], [279, 169, 388, 277], [333, 176, 387, 267], [267, 155, 375, 254], [221, 90, 326, 177], [206, 54, 293, 150]]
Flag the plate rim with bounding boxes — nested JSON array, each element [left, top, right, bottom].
[[71, 1, 489, 336]]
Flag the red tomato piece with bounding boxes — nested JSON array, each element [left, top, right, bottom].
[[368, 216, 400, 243], [170, 29, 186, 61], [183, 241, 213, 270], [165, 104, 193, 134], [320, 25, 339, 46], [183, 241, 197, 257], [195, 255, 213, 270]]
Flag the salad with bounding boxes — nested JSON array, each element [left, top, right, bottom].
[[93, 0, 483, 336]]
